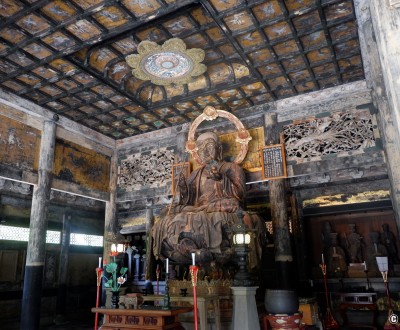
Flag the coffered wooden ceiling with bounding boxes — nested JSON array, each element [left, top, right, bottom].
[[0, 0, 364, 139]]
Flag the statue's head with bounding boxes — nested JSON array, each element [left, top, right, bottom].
[[370, 231, 380, 244], [330, 232, 339, 246], [196, 132, 223, 164], [348, 223, 356, 233]]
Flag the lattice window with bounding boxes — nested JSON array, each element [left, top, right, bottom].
[[70, 233, 103, 247], [0, 225, 103, 246], [0, 225, 30, 242], [46, 230, 61, 244]]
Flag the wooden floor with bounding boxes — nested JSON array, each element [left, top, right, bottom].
[[2, 312, 94, 330]]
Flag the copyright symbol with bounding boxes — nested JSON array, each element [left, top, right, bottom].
[[389, 313, 398, 324]]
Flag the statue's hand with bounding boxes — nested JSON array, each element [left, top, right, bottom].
[[207, 165, 222, 181]]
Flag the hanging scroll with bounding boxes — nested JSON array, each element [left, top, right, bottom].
[[260, 144, 287, 180], [171, 162, 191, 194]]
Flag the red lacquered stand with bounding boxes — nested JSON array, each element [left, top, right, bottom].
[[190, 265, 199, 330], [94, 267, 103, 330], [320, 262, 339, 330], [381, 271, 400, 330]]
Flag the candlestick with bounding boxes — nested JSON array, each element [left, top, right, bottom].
[[364, 264, 371, 291], [162, 272, 171, 310], [192, 252, 195, 266], [320, 263, 339, 330], [166, 258, 169, 273], [94, 266, 103, 330]]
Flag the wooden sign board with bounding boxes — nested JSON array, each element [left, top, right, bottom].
[[260, 144, 287, 180], [171, 162, 191, 194]]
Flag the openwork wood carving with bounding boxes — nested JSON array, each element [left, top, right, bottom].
[[144, 316, 158, 325], [118, 148, 175, 191], [126, 316, 140, 325], [109, 315, 123, 323], [283, 111, 375, 160]]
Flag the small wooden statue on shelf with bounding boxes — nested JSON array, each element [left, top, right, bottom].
[[381, 223, 400, 267], [327, 232, 348, 277], [365, 231, 388, 277], [345, 223, 363, 264], [322, 221, 334, 255]]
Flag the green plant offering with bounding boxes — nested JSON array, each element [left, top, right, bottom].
[[103, 261, 128, 292]]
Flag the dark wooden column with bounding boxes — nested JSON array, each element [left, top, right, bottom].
[[21, 120, 56, 330], [103, 150, 122, 303], [104, 150, 119, 253], [144, 206, 154, 280], [290, 191, 308, 281], [55, 211, 71, 324], [264, 113, 295, 289], [354, 0, 400, 230]]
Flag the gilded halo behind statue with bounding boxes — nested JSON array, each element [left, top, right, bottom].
[[185, 106, 252, 165], [150, 107, 263, 271]]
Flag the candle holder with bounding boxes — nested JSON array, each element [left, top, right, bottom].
[[190, 265, 199, 330], [376, 257, 400, 329], [94, 267, 103, 330], [162, 272, 171, 310], [364, 269, 372, 291], [320, 263, 339, 330]]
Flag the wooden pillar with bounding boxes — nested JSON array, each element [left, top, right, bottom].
[[264, 113, 294, 289], [20, 120, 56, 330], [55, 211, 71, 324], [354, 0, 400, 229], [102, 151, 119, 306], [290, 192, 308, 281], [104, 150, 119, 254], [144, 207, 154, 280]]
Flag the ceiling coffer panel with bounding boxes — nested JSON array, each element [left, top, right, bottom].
[[0, 0, 363, 140]]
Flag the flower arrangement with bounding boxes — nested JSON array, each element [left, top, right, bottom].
[[103, 260, 128, 292]]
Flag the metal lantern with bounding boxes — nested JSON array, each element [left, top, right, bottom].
[[232, 212, 253, 286]]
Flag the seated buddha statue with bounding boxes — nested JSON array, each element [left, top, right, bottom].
[[151, 131, 246, 265]]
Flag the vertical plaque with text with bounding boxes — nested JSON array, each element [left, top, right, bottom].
[[260, 144, 287, 180]]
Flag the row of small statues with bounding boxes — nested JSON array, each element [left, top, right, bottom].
[[322, 222, 399, 276]]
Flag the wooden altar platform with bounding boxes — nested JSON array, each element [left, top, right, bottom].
[[141, 294, 222, 330], [92, 306, 193, 330]]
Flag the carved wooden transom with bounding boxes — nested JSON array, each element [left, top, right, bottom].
[[283, 111, 375, 161], [118, 148, 175, 191]]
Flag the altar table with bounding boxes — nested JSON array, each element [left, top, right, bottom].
[[338, 292, 378, 329], [142, 294, 222, 330], [92, 306, 192, 330]]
